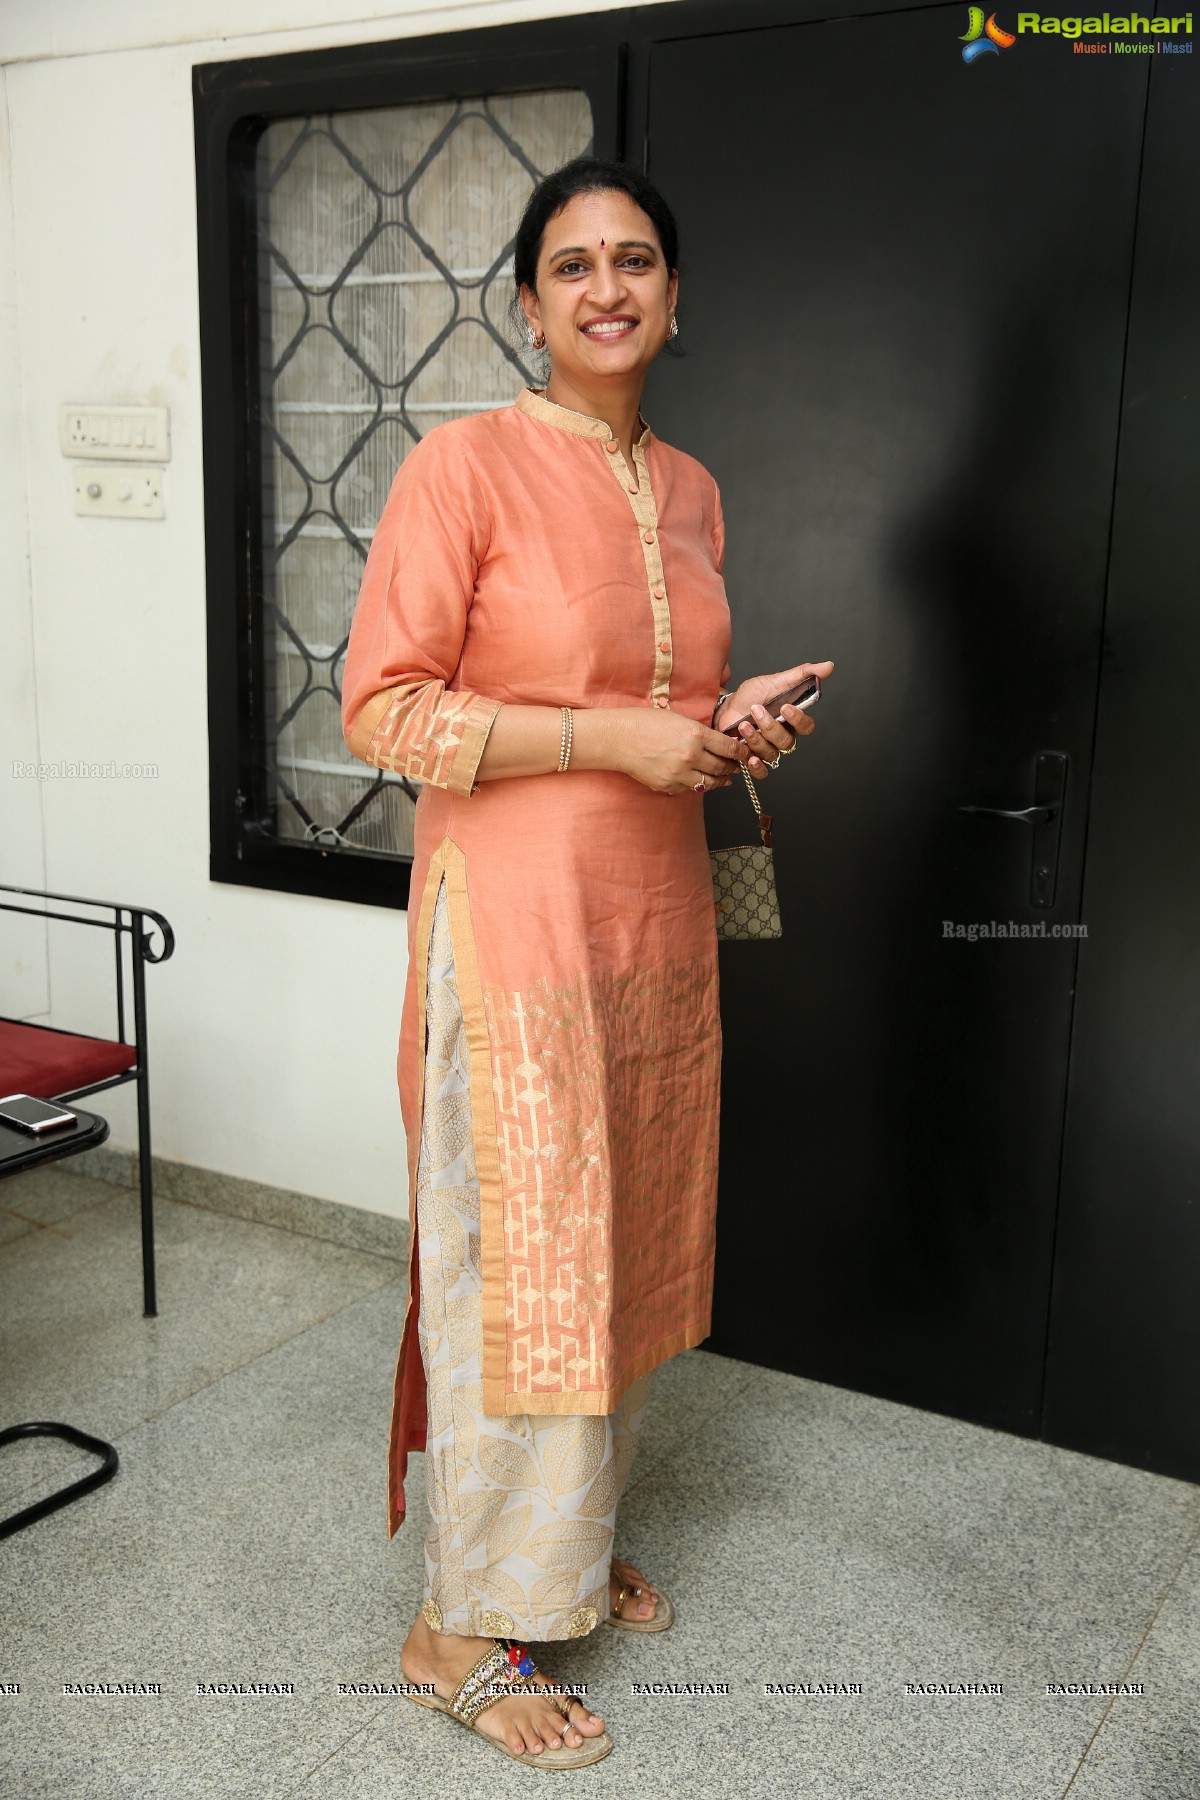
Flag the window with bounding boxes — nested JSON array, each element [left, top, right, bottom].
[[196, 22, 622, 908], [257, 92, 593, 863]]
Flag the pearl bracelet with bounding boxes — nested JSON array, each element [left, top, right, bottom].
[[557, 705, 573, 772]]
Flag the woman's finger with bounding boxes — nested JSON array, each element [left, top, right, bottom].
[[779, 703, 816, 738], [704, 725, 750, 761], [736, 719, 790, 764], [749, 704, 799, 750], [738, 703, 817, 766]]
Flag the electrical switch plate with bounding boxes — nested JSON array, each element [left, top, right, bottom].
[[74, 465, 164, 520], [60, 404, 170, 462]]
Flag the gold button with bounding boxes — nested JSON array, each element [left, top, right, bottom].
[[659, 640, 670, 652], [653, 584, 665, 599], [643, 531, 655, 544], [654, 696, 668, 708], [605, 441, 618, 453]]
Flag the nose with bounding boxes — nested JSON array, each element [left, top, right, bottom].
[[588, 253, 626, 310]]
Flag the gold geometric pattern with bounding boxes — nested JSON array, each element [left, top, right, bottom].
[[482, 949, 720, 1402], [416, 875, 656, 1640], [361, 681, 501, 797]]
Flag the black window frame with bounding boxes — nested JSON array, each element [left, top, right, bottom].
[[194, 15, 632, 911]]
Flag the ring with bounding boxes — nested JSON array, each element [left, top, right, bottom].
[[693, 779, 705, 792], [778, 735, 798, 755], [765, 754, 782, 771]]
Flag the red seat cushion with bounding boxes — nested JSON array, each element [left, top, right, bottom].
[[0, 1019, 136, 1099]]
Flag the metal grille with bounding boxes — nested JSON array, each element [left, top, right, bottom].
[[254, 91, 594, 858]]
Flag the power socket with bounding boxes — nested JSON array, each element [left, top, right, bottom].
[[61, 405, 170, 462]]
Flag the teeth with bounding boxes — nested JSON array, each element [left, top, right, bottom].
[[583, 321, 635, 334]]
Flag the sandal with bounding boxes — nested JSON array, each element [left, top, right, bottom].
[[604, 1564, 676, 1634], [404, 1637, 614, 1768]]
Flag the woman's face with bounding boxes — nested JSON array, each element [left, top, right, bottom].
[[520, 188, 678, 386]]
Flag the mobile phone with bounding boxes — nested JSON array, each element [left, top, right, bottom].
[[720, 675, 821, 737], [0, 1093, 78, 1135]]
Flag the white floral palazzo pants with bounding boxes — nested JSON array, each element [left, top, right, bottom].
[[414, 875, 655, 1642]]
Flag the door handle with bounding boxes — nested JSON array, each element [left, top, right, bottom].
[[958, 803, 1056, 824], [958, 752, 1068, 909]]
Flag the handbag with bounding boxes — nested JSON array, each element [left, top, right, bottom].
[[709, 759, 782, 940]]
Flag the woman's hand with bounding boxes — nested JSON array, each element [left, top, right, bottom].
[[610, 705, 751, 796], [715, 661, 835, 778]]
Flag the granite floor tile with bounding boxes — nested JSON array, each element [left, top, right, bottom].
[[1, 1160, 120, 1228], [1069, 1529, 1200, 1800], [4, 1186, 1197, 1799], [0, 1282, 418, 1799], [0, 1204, 33, 1244], [627, 1344, 758, 1484], [0, 1186, 401, 1513], [595, 1368, 1200, 1798]]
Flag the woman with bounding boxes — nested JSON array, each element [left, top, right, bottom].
[[341, 154, 832, 1768]]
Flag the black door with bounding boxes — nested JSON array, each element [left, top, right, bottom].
[[1041, 61, 1200, 1483], [641, 9, 1149, 1437]]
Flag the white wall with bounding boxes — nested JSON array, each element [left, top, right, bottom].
[[0, 65, 49, 1015], [0, 0, 676, 1217]]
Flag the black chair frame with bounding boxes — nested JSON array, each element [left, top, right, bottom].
[[0, 883, 175, 1314]]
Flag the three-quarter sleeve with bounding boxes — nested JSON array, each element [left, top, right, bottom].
[[341, 427, 503, 798]]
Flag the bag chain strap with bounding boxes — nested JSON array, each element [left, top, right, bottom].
[[714, 688, 774, 848], [737, 761, 773, 848]]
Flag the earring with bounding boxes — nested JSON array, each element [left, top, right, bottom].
[[667, 315, 679, 341], [527, 325, 546, 351]]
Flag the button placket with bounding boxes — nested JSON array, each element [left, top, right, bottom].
[[602, 436, 673, 706]]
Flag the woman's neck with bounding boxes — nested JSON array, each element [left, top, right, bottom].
[[544, 369, 645, 464]]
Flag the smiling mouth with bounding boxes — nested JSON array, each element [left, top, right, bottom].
[[581, 318, 638, 338]]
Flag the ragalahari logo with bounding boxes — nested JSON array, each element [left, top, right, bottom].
[[960, 7, 1017, 59]]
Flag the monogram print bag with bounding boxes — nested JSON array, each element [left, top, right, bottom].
[[710, 760, 782, 940]]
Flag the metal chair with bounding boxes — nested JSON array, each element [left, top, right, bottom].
[[0, 884, 175, 1314]]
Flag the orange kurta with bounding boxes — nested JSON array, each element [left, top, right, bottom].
[[341, 385, 732, 1535]]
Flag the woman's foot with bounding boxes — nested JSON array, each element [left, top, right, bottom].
[[400, 1611, 607, 1757], [609, 1555, 661, 1622]]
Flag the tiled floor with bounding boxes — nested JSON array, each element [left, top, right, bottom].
[[0, 1165, 1196, 1799]]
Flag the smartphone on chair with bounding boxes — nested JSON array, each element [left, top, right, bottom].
[[0, 1093, 78, 1135]]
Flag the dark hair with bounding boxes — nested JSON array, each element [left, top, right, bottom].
[[513, 156, 680, 292], [508, 156, 681, 350]]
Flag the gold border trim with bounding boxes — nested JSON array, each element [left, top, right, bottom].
[[515, 384, 650, 445]]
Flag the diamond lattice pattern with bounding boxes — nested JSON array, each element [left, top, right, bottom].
[[256, 91, 594, 855]]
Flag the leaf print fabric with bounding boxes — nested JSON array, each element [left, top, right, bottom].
[[416, 875, 654, 1639]]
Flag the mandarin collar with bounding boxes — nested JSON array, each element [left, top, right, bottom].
[[516, 385, 651, 448]]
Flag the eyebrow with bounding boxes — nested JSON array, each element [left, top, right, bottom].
[[547, 239, 659, 262]]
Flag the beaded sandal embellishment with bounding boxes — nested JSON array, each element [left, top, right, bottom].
[[448, 1640, 539, 1728]]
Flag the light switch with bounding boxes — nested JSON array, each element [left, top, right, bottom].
[[74, 465, 164, 520], [61, 405, 170, 462]]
